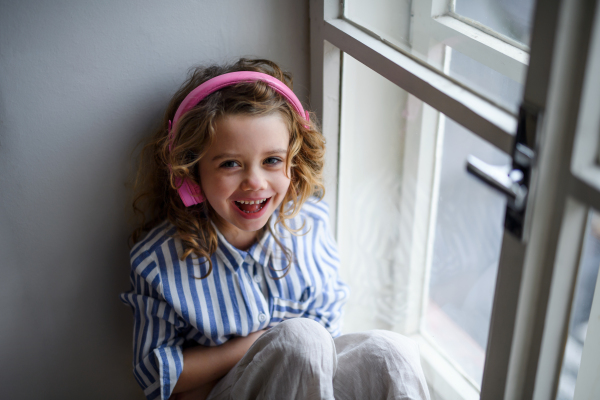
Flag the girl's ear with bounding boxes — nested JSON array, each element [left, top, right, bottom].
[[176, 176, 205, 206]]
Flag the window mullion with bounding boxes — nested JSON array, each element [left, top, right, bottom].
[[393, 99, 443, 336], [411, 0, 528, 84], [323, 18, 516, 154], [430, 17, 529, 83], [388, 0, 446, 337], [310, 0, 343, 233], [532, 197, 588, 400]]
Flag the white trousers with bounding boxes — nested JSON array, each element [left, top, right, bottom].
[[206, 318, 431, 400]]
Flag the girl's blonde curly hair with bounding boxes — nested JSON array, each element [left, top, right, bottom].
[[130, 58, 325, 278]]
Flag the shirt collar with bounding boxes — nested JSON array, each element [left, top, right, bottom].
[[213, 220, 274, 272]]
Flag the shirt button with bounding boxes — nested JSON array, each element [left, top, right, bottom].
[[258, 313, 267, 322], [253, 274, 262, 283]]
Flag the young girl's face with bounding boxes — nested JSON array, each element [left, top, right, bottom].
[[198, 113, 291, 249]]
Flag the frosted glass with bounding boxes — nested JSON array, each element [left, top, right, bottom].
[[455, 0, 536, 46], [337, 54, 407, 333]]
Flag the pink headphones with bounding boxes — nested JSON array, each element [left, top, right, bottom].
[[168, 71, 310, 207]]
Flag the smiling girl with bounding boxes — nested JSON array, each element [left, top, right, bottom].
[[121, 58, 430, 400]]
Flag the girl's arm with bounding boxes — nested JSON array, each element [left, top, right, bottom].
[[172, 329, 266, 396], [122, 263, 266, 400]]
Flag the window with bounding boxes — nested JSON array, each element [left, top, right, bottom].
[[344, 0, 529, 112], [310, 0, 600, 399]]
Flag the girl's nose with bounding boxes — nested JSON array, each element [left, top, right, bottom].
[[241, 168, 267, 191]]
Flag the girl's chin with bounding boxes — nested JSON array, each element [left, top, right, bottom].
[[220, 210, 272, 231], [233, 221, 268, 234], [234, 211, 273, 230]]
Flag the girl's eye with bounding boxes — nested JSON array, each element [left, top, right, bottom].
[[220, 160, 240, 168], [264, 157, 282, 165]]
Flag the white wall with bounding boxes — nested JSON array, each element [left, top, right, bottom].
[[0, 1, 309, 398]]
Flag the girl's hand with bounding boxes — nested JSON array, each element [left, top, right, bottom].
[[171, 329, 268, 398]]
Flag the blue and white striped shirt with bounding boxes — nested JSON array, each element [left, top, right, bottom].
[[120, 200, 349, 400]]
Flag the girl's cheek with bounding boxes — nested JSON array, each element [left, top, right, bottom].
[[216, 175, 237, 189]]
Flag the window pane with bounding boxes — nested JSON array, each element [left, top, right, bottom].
[[424, 116, 509, 386], [344, 0, 412, 46], [337, 53, 407, 333], [345, 0, 528, 114], [555, 211, 600, 400], [454, 0, 536, 46], [338, 53, 508, 390], [448, 48, 523, 113]]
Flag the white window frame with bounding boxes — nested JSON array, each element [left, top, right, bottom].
[[310, 0, 600, 399], [312, 0, 518, 398], [404, 1, 526, 396], [525, 2, 600, 398]]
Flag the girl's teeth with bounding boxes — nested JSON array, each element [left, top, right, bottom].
[[237, 198, 269, 204], [234, 198, 269, 213]]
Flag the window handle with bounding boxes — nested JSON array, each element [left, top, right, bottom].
[[466, 105, 539, 240], [466, 155, 528, 211]]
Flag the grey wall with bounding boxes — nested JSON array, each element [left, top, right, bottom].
[[0, 1, 309, 398]]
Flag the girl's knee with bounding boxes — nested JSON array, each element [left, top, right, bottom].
[[334, 331, 430, 399], [337, 330, 422, 371], [370, 330, 420, 357], [273, 318, 331, 340], [368, 330, 421, 366], [268, 318, 335, 361]]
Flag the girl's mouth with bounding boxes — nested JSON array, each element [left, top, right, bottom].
[[233, 197, 271, 214]]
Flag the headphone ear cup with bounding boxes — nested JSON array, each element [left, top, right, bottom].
[[175, 177, 205, 206]]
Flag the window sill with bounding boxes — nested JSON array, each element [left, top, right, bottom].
[[412, 333, 480, 400]]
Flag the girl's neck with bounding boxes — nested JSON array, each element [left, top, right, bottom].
[[224, 229, 258, 251], [214, 217, 262, 251]]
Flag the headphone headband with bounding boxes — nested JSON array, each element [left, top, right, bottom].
[[168, 71, 310, 207]]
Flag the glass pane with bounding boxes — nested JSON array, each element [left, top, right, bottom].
[[455, 0, 536, 46], [424, 117, 509, 386], [338, 53, 508, 389], [337, 54, 407, 333], [448, 48, 523, 113], [345, 0, 530, 114], [556, 211, 600, 400], [344, 0, 412, 46]]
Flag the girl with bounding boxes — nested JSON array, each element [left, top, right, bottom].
[[121, 58, 430, 400]]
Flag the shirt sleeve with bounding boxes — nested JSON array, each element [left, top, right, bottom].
[[303, 204, 350, 337], [120, 252, 186, 400]]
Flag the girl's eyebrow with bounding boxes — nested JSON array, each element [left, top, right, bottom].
[[212, 148, 287, 162], [212, 152, 242, 162], [264, 148, 288, 156]]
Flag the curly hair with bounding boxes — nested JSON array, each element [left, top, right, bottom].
[[130, 58, 325, 278]]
